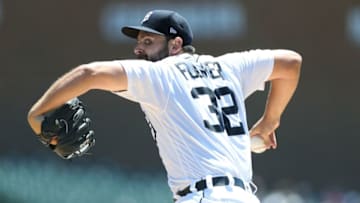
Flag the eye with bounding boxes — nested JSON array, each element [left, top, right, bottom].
[[143, 39, 152, 46]]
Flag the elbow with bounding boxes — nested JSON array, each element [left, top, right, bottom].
[[286, 50, 302, 70], [291, 52, 302, 78], [272, 50, 302, 80], [282, 50, 302, 78], [292, 51, 302, 69], [275, 49, 302, 70]]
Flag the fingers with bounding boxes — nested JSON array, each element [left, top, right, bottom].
[[267, 132, 280, 149], [250, 116, 280, 151], [49, 136, 58, 145], [250, 127, 278, 151], [249, 126, 260, 137], [262, 133, 273, 150], [270, 132, 277, 149]]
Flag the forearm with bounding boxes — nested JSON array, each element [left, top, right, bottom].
[[32, 67, 93, 112], [27, 66, 93, 134], [263, 50, 302, 123], [27, 62, 128, 134], [263, 77, 299, 123], [249, 78, 299, 148], [250, 50, 301, 148]]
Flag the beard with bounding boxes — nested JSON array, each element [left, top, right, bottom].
[[137, 43, 170, 62]]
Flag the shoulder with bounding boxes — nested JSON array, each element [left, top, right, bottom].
[[116, 59, 154, 69], [218, 49, 274, 60]]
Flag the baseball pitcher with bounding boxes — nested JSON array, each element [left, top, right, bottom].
[[27, 10, 301, 202]]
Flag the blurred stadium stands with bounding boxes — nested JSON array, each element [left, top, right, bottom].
[[0, 0, 359, 202], [1, 157, 360, 203]]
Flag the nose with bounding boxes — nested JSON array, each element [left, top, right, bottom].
[[134, 45, 144, 56]]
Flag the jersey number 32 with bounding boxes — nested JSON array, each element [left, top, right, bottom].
[[191, 86, 245, 136]]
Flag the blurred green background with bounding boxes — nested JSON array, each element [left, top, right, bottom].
[[1, 0, 360, 202]]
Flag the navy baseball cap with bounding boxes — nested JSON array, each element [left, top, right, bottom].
[[121, 10, 193, 46]]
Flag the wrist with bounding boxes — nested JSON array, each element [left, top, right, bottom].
[[27, 114, 44, 135], [262, 114, 280, 129]]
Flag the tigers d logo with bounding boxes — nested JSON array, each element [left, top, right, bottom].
[[141, 11, 153, 23]]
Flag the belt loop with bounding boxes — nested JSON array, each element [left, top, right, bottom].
[[205, 175, 213, 189], [225, 172, 235, 186], [250, 181, 258, 194], [190, 180, 197, 193], [173, 195, 180, 202]]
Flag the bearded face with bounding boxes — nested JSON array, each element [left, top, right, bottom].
[[134, 31, 171, 62]]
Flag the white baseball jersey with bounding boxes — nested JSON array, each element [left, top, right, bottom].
[[115, 50, 274, 195]]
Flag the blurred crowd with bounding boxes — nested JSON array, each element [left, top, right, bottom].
[[1, 158, 359, 203]]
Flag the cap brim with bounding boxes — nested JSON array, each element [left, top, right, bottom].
[[121, 26, 165, 39]]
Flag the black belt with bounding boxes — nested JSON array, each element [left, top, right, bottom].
[[176, 176, 245, 197]]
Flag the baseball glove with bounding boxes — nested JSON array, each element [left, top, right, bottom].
[[39, 97, 95, 159]]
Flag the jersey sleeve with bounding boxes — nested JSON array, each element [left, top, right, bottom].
[[217, 49, 274, 99], [114, 60, 170, 108]]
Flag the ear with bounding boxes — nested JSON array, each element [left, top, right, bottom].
[[169, 37, 183, 55]]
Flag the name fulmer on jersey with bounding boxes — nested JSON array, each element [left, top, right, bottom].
[[175, 61, 224, 80]]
